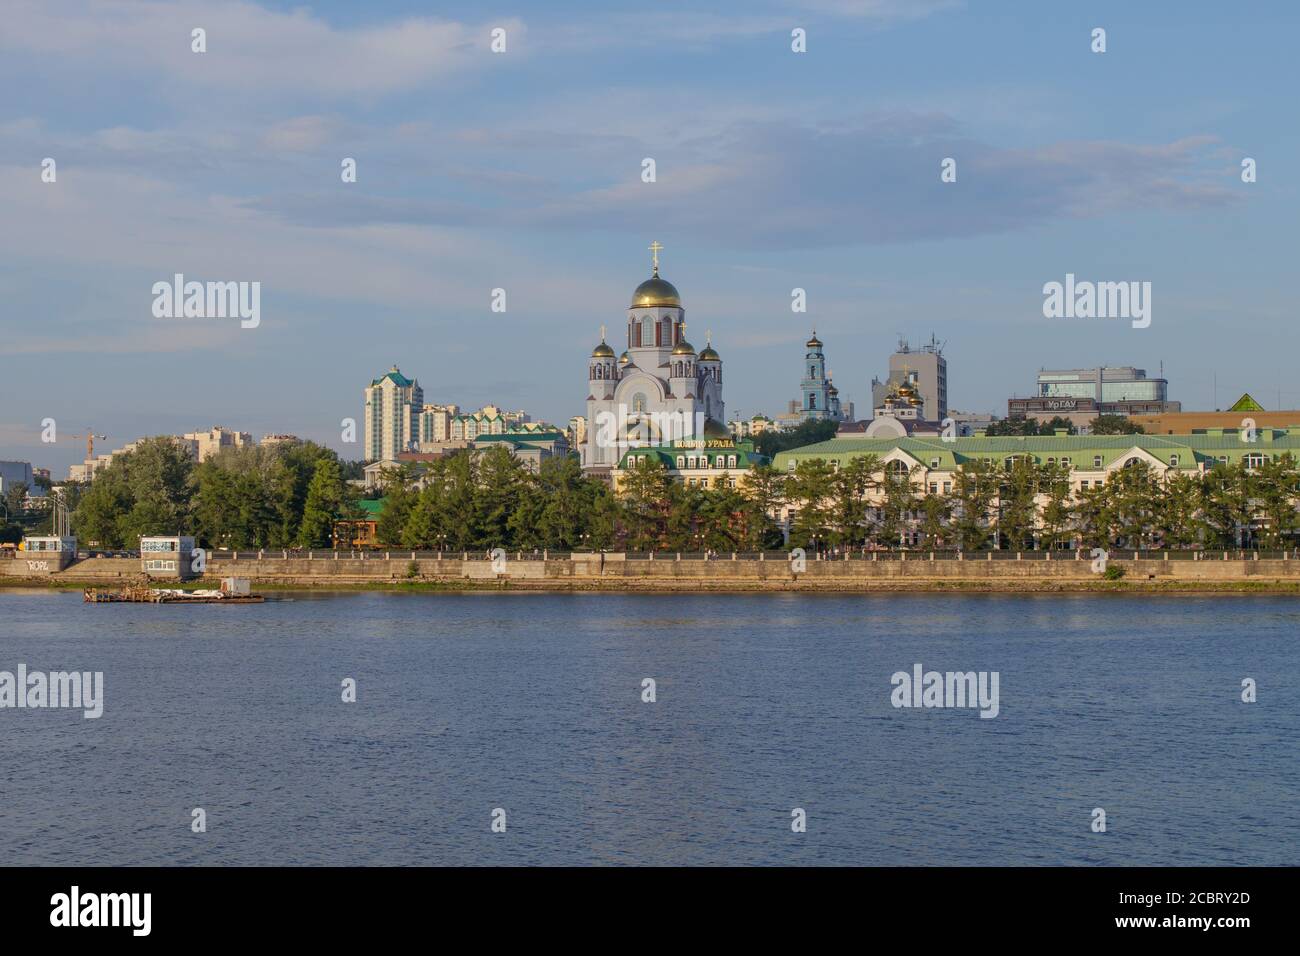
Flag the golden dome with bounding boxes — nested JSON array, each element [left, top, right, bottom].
[[806, 334, 823, 349], [592, 341, 615, 358], [618, 351, 630, 365], [698, 345, 720, 361], [631, 275, 682, 309], [672, 339, 696, 356]]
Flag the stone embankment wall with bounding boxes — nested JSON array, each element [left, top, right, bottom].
[[4, 552, 1300, 590]]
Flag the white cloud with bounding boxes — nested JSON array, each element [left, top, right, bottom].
[[0, 1, 524, 98]]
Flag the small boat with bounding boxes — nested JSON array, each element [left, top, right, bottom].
[[84, 576, 265, 604]]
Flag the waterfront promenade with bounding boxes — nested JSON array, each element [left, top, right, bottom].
[[6, 550, 1300, 591]]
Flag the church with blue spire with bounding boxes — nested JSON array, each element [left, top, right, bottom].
[[797, 330, 846, 422]]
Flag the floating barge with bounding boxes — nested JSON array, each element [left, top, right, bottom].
[[84, 577, 265, 604]]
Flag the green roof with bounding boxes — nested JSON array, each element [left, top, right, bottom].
[[618, 439, 767, 470], [772, 429, 1300, 472], [371, 369, 413, 387], [1228, 393, 1264, 412], [474, 431, 565, 446], [354, 497, 386, 516]]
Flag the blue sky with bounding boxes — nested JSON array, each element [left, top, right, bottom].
[[2, 0, 1296, 474]]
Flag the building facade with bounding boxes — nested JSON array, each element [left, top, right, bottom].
[[450, 405, 531, 441], [870, 335, 948, 424], [364, 366, 423, 462], [418, 404, 459, 445], [1007, 366, 1179, 428], [772, 428, 1300, 545], [582, 244, 727, 476], [182, 426, 252, 461], [614, 438, 767, 492]]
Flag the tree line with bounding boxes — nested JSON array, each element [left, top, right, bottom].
[[62, 436, 1300, 553], [71, 437, 355, 549]]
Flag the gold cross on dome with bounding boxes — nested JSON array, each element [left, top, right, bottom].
[[649, 240, 663, 275]]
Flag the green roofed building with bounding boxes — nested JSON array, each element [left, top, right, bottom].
[[471, 429, 570, 472], [772, 428, 1300, 547], [1228, 393, 1265, 412], [774, 428, 1300, 478], [615, 438, 768, 491]]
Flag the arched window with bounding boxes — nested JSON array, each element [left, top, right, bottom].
[[632, 393, 648, 414], [887, 460, 909, 476]]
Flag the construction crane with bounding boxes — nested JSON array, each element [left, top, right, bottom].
[[59, 429, 107, 461]]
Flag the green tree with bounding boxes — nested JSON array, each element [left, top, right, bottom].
[[474, 446, 527, 549], [737, 464, 786, 550], [1089, 415, 1144, 435], [784, 458, 835, 550], [297, 458, 347, 547], [1037, 462, 1074, 550], [754, 419, 839, 458], [996, 457, 1040, 551], [826, 455, 878, 547], [617, 457, 675, 551], [1200, 462, 1254, 548], [949, 460, 997, 551], [1251, 455, 1299, 549]]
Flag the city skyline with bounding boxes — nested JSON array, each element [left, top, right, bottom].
[[4, 0, 1296, 474]]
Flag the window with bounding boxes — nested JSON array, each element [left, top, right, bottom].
[[640, 318, 654, 346], [1093, 455, 1103, 468], [676, 456, 685, 469], [1062, 457, 1071, 466], [928, 483, 938, 494], [1169, 454, 1179, 467], [728, 455, 737, 468], [700, 478, 709, 489], [687, 456, 697, 469], [1079, 480, 1088, 489], [942, 482, 952, 494], [787, 461, 796, 472], [1246, 454, 1265, 470], [930, 458, 940, 468]]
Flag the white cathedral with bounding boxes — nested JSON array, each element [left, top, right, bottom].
[[582, 242, 727, 475]]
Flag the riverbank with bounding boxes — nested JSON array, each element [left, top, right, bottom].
[[6, 553, 1300, 593]]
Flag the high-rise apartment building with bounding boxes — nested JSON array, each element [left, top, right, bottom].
[[364, 366, 423, 462]]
